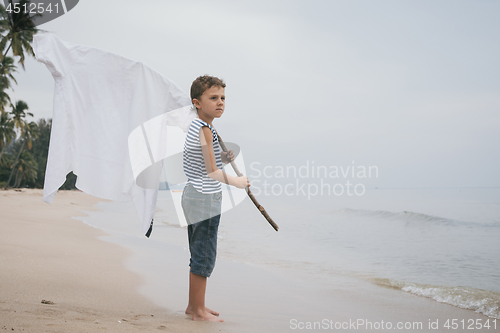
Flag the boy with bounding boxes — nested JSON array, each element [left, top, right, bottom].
[[181, 75, 250, 322]]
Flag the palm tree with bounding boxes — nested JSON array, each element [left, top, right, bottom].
[[30, 117, 51, 188], [0, 110, 15, 161], [11, 149, 37, 187], [0, 56, 17, 115], [0, 82, 11, 115], [0, 56, 17, 87], [6, 101, 37, 187], [0, 0, 40, 68], [6, 120, 38, 187], [10, 100, 32, 131]]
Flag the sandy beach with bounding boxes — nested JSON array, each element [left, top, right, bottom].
[[0, 189, 496, 332], [0, 189, 202, 332]]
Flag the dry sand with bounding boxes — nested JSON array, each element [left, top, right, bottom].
[[0, 189, 496, 333], [0, 189, 202, 332]]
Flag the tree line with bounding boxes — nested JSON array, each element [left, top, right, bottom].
[[0, 1, 76, 189]]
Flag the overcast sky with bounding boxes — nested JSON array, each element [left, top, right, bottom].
[[8, 0, 500, 189]]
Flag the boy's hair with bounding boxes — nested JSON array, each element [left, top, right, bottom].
[[190, 75, 226, 107]]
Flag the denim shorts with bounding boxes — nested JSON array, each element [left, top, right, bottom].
[[181, 182, 222, 278]]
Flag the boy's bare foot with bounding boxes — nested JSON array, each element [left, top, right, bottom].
[[185, 305, 219, 316], [192, 310, 224, 322]]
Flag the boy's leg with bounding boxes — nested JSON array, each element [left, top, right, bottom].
[[185, 269, 219, 316], [182, 187, 222, 321], [187, 272, 223, 322], [184, 215, 222, 319]]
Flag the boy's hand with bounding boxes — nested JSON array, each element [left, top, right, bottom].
[[221, 150, 235, 164], [235, 176, 250, 189]]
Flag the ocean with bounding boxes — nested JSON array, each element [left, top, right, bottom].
[[76, 186, 500, 320]]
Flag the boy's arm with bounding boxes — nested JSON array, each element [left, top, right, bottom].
[[199, 126, 248, 189]]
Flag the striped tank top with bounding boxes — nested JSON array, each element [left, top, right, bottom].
[[183, 118, 223, 193]]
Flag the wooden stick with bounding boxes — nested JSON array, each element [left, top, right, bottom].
[[217, 134, 279, 231]]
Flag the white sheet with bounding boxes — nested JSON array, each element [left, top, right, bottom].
[[33, 33, 196, 236]]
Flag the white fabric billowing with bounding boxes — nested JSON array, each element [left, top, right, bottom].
[[33, 33, 196, 235]]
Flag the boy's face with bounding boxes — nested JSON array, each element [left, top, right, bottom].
[[193, 86, 225, 120]]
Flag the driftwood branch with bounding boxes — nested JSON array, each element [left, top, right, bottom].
[[216, 134, 279, 231]]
